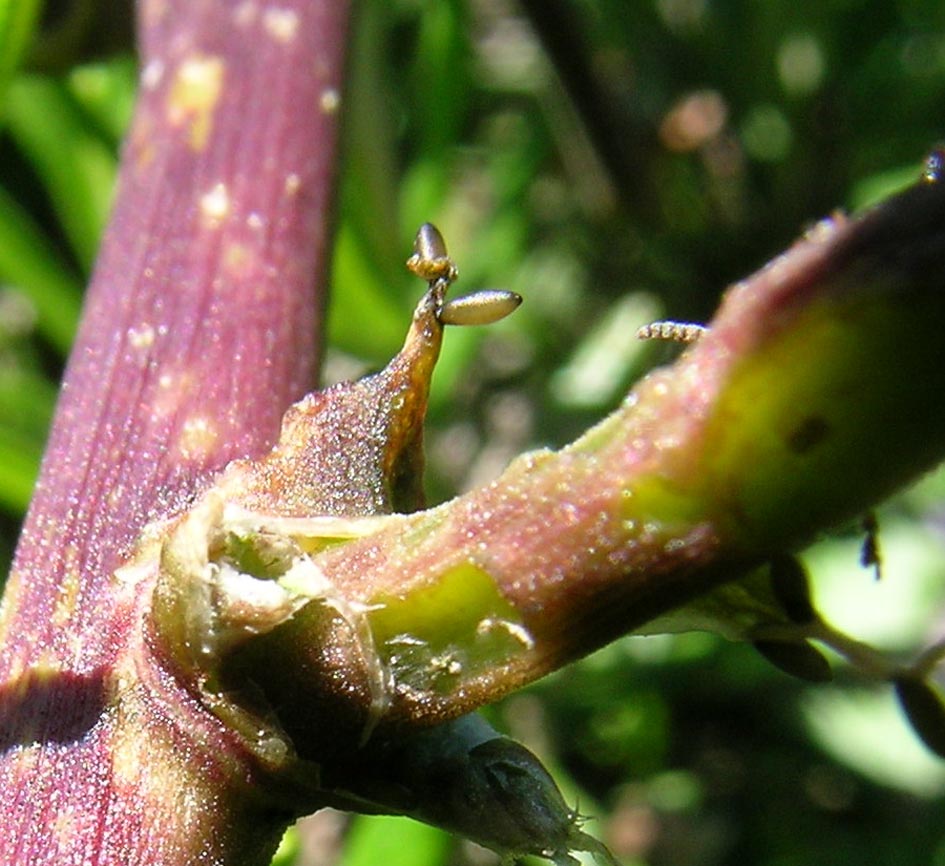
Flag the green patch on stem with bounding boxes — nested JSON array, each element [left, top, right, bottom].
[[620, 475, 707, 534], [701, 289, 945, 549], [368, 563, 532, 694], [221, 532, 297, 580]]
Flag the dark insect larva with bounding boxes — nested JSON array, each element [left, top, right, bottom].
[[860, 511, 882, 580], [438, 289, 523, 326], [636, 320, 707, 343]]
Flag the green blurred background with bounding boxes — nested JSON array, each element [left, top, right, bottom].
[[3, 1, 945, 864]]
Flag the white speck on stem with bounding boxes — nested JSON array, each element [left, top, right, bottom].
[[263, 7, 299, 42], [233, 0, 257, 26], [177, 56, 223, 93], [477, 617, 535, 649], [128, 324, 156, 350], [179, 416, 218, 460], [142, 60, 164, 90], [319, 87, 341, 114], [200, 182, 230, 223]]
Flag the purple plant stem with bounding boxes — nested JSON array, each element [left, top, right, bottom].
[[0, 1, 349, 862]]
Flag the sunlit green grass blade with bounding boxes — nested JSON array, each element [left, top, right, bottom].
[[0, 0, 42, 118], [338, 815, 452, 866], [0, 364, 55, 440], [409, 0, 469, 159], [0, 185, 82, 353], [328, 220, 411, 362], [6, 74, 118, 272], [0, 362, 54, 515], [67, 56, 138, 145], [0, 428, 42, 514], [268, 825, 299, 866]]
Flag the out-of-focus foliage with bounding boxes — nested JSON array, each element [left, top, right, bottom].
[[0, 4, 132, 562], [3, 1, 945, 864]]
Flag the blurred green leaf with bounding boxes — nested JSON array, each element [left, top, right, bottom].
[[339, 815, 452, 866], [0, 427, 41, 513], [550, 292, 663, 410], [268, 825, 299, 866], [328, 220, 411, 362], [0, 362, 53, 516], [896, 677, 945, 761], [806, 520, 945, 652], [409, 0, 470, 159], [67, 55, 137, 144], [6, 73, 117, 271], [0, 0, 42, 119], [0, 185, 81, 352], [849, 159, 929, 212], [0, 364, 55, 440], [803, 688, 945, 797]]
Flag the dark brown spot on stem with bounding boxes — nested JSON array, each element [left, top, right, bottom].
[[787, 416, 829, 454]]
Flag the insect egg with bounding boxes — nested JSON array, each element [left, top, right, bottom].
[[414, 222, 448, 261], [437, 289, 523, 326], [406, 223, 458, 283]]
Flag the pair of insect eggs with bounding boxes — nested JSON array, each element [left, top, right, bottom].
[[407, 223, 522, 327], [410, 222, 707, 344]]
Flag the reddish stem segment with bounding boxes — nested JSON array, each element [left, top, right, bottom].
[[0, 2, 349, 863]]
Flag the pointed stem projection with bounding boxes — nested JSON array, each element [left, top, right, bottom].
[[0, 2, 349, 864]]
